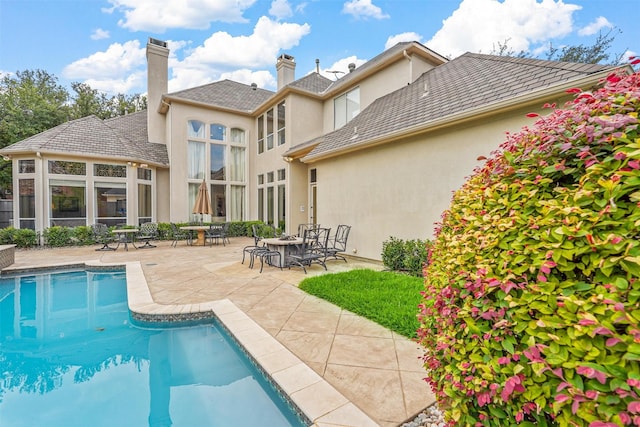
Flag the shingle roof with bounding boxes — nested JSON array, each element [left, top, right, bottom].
[[287, 72, 334, 94], [301, 53, 613, 161], [0, 111, 169, 166], [167, 79, 274, 112]]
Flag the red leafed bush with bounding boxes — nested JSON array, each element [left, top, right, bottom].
[[417, 71, 640, 426]]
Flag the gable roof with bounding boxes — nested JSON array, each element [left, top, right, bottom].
[[0, 111, 169, 166], [298, 53, 616, 162], [165, 79, 274, 112]]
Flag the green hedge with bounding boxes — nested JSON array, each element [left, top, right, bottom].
[[381, 236, 430, 277], [1, 220, 264, 249]]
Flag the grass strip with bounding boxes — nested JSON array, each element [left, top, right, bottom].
[[299, 268, 424, 338]]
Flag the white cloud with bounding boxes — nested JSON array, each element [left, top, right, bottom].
[[106, 0, 257, 32], [83, 72, 146, 94], [269, 0, 293, 20], [342, 0, 389, 20], [621, 49, 637, 64], [425, 0, 581, 58], [62, 40, 146, 81], [578, 16, 612, 36], [91, 28, 110, 40], [385, 32, 423, 50]]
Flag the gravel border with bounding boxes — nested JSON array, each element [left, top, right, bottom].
[[402, 404, 446, 427]]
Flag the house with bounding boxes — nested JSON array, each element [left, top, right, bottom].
[[1, 38, 624, 260]]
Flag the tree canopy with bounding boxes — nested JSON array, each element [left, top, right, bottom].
[[0, 71, 146, 196]]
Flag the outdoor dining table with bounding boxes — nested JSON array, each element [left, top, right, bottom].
[[179, 225, 209, 246], [112, 228, 139, 251], [261, 237, 303, 268]]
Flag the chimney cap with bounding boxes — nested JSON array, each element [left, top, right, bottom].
[[148, 37, 167, 48], [250, 83, 257, 90], [278, 53, 295, 62]]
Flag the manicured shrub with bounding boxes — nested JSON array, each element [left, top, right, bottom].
[[72, 226, 94, 245], [12, 228, 37, 248], [43, 226, 73, 247], [382, 236, 430, 277], [418, 71, 640, 426]]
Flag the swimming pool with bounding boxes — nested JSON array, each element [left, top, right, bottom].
[[0, 267, 308, 427]]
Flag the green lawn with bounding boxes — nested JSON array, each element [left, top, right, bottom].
[[298, 269, 424, 338]]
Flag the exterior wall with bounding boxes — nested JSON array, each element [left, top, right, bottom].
[[322, 58, 436, 134], [165, 102, 255, 223], [311, 104, 557, 261], [146, 42, 169, 145]]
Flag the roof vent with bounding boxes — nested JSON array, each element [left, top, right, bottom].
[[149, 38, 167, 48], [251, 83, 257, 90], [348, 63, 356, 73]]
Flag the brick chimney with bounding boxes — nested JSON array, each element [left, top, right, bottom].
[[146, 38, 169, 144], [276, 54, 295, 91]]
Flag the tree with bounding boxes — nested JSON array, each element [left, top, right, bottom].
[[0, 70, 71, 196], [545, 28, 625, 64], [70, 83, 147, 120]]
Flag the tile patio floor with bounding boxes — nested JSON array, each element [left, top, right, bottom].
[[8, 237, 435, 427]]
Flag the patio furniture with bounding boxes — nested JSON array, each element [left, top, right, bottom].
[[92, 223, 116, 251], [326, 224, 351, 262], [136, 222, 158, 249], [112, 227, 139, 251], [259, 236, 303, 272], [179, 225, 209, 246], [206, 223, 225, 246], [170, 223, 192, 247], [297, 223, 319, 237], [289, 227, 330, 274]]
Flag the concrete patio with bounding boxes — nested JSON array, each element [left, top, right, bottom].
[[8, 237, 435, 426]]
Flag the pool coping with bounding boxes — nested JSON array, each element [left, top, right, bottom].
[[3, 260, 379, 427]]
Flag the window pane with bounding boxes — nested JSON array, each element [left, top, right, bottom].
[[50, 181, 86, 225], [257, 188, 264, 221], [257, 116, 264, 154], [346, 87, 360, 121], [138, 183, 152, 218], [267, 187, 274, 225], [137, 168, 152, 180], [188, 120, 205, 138], [266, 108, 274, 150], [229, 147, 245, 182], [278, 184, 285, 230], [188, 183, 200, 222], [230, 185, 244, 221], [188, 141, 205, 180], [277, 101, 285, 146], [94, 164, 126, 178], [95, 182, 126, 223], [211, 184, 226, 219], [230, 128, 245, 144], [19, 179, 35, 218], [48, 161, 86, 175], [210, 124, 226, 141], [18, 160, 35, 174], [210, 144, 225, 181]]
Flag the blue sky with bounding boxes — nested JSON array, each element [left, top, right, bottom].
[[0, 0, 637, 96]]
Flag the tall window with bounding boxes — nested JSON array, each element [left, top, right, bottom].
[[19, 179, 35, 230], [188, 141, 205, 179], [267, 186, 274, 225], [137, 168, 152, 225], [334, 87, 360, 129], [210, 144, 225, 180], [257, 188, 264, 222], [95, 182, 126, 226], [230, 185, 244, 221], [210, 123, 226, 141], [277, 101, 286, 146], [211, 184, 225, 219], [257, 115, 264, 154], [266, 108, 274, 150], [278, 184, 285, 230]]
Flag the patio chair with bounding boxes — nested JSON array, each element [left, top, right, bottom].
[[242, 224, 266, 266], [326, 225, 351, 262], [289, 227, 330, 274], [92, 223, 116, 251], [206, 223, 225, 246], [136, 222, 158, 249], [170, 223, 192, 247], [297, 223, 319, 237]]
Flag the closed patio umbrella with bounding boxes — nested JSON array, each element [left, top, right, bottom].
[[192, 180, 212, 223]]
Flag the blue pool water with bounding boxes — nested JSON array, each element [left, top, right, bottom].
[[0, 268, 307, 427]]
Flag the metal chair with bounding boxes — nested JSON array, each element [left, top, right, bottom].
[[170, 223, 191, 247], [206, 223, 225, 246], [136, 222, 158, 249], [289, 227, 330, 274], [326, 225, 351, 262], [297, 223, 319, 237], [91, 223, 116, 251], [242, 224, 267, 266]]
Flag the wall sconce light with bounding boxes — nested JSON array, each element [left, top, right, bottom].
[[140, 163, 148, 168], [2, 156, 11, 161], [283, 156, 293, 163], [127, 161, 138, 167], [36, 151, 41, 158]]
